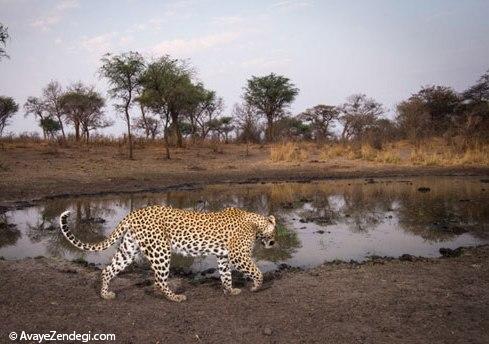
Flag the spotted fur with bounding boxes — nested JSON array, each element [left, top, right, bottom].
[[59, 206, 276, 302]]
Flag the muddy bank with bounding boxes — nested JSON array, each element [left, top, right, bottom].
[[1, 164, 489, 211], [1, 245, 488, 343]]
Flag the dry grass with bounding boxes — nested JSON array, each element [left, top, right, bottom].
[[270, 142, 309, 162], [320, 144, 402, 164], [410, 143, 489, 166], [319, 144, 353, 160]]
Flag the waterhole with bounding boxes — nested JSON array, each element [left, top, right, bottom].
[[1, 177, 488, 273]]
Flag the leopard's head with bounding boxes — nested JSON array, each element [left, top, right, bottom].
[[255, 214, 277, 249]]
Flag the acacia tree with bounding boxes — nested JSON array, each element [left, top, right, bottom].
[[275, 116, 311, 140], [459, 70, 489, 141], [60, 83, 108, 142], [300, 104, 339, 141], [0, 23, 9, 60], [464, 70, 489, 102], [132, 95, 159, 139], [184, 84, 224, 141], [414, 85, 459, 136], [60, 84, 85, 140], [40, 118, 61, 140], [243, 73, 299, 142], [396, 85, 459, 141], [396, 97, 431, 142], [194, 91, 224, 140], [140, 56, 194, 158], [99, 52, 145, 159], [24, 97, 48, 138], [42, 81, 66, 139], [0, 96, 18, 136], [206, 116, 234, 142], [340, 94, 384, 141], [79, 89, 110, 142]]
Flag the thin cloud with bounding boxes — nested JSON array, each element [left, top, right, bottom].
[[79, 31, 135, 58], [271, 0, 312, 10], [211, 16, 244, 26], [80, 32, 118, 56], [150, 31, 241, 56], [31, 0, 79, 31], [126, 18, 165, 34]]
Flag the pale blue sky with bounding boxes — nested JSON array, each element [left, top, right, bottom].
[[1, 0, 488, 135]]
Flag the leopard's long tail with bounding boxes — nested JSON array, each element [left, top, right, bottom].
[[59, 210, 127, 251]]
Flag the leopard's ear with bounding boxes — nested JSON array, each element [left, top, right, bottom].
[[268, 215, 276, 225]]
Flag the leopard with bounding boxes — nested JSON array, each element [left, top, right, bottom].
[[59, 205, 276, 302]]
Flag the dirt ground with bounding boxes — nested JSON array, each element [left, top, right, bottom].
[[0, 246, 488, 344], [0, 143, 488, 205], [1, 143, 489, 343]]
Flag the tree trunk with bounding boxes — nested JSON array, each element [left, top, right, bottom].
[[341, 125, 347, 141], [74, 121, 80, 141], [57, 116, 66, 140], [163, 127, 171, 159], [125, 105, 133, 159], [140, 103, 150, 139], [266, 116, 274, 142], [170, 112, 183, 148], [163, 112, 171, 159]]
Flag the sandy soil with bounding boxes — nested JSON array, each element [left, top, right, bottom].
[[1, 143, 488, 206], [1, 246, 488, 343]]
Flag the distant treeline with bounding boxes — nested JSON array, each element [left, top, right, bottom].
[[1, 48, 488, 159]]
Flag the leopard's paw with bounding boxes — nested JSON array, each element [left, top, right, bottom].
[[101, 291, 116, 300]]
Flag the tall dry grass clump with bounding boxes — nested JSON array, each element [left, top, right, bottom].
[[319, 144, 353, 160], [410, 142, 489, 166], [459, 145, 489, 165], [320, 143, 401, 164], [270, 142, 309, 162]]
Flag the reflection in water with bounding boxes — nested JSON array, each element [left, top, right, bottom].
[[0, 213, 20, 248], [0, 177, 488, 272]]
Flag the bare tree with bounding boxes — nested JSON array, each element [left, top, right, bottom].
[[340, 94, 384, 141], [196, 96, 224, 140], [233, 103, 261, 143], [42, 81, 66, 139], [133, 114, 160, 139]]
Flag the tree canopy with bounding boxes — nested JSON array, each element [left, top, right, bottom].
[[0, 96, 18, 136], [300, 105, 339, 141], [0, 23, 9, 60], [99, 52, 145, 158], [243, 73, 299, 141], [60, 83, 109, 142], [340, 94, 384, 141]]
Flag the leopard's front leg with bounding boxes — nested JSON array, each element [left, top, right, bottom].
[[217, 255, 241, 295], [229, 236, 263, 292]]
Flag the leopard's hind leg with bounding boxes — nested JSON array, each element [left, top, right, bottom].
[[140, 238, 186, 302], [100, 231, 139, 299]]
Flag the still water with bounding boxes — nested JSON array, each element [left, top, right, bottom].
[[1, 177, 488, 273]]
